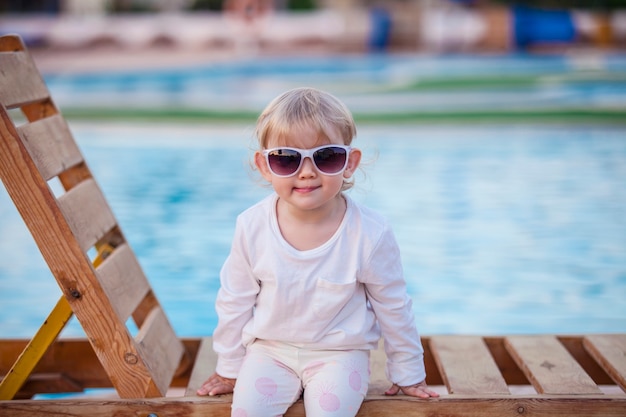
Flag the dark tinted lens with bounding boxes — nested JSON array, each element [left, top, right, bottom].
[[267, 149, 302, 176], [313, 147, 347, 174]]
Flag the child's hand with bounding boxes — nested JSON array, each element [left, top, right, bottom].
[[385, 380, 439, 398], [196, 372, 236, 396]]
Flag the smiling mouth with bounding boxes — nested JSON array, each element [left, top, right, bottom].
[[294, 186, 319, 193]]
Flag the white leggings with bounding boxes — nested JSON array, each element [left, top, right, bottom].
[[231, 340, 370, 417]]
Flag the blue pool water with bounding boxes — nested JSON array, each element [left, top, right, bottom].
[[43, 53, 626, 114], [1, 122, 625, 338]]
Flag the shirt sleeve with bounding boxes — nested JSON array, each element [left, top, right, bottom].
[[361, 224, 426, 386], [212, 217, 260, 378]]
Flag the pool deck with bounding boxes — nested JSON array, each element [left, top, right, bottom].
[[5, 11, 371, 75], [29, 43, 262, 74]]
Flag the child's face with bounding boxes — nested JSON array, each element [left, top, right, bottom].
[[254, 124, 361, 214]]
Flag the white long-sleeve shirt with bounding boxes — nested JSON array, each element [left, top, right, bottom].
[[213, 193, 426, 386]]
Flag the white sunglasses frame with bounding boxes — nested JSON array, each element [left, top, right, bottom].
[[262, 145, 352, 178]]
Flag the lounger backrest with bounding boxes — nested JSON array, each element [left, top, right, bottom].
[[0, 34, 185, 398]]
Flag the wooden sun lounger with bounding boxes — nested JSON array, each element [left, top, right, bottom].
[[1, 34, 625, 416]]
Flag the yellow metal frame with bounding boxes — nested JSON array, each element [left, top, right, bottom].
[[0, 296, 73, 400]]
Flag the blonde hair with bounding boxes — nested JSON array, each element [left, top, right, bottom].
[[254, 87, 358, 190], [255, 87, 356, 149]]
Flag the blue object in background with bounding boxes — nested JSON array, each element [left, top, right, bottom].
[[368, 7, 392, 52], [513, 5, 576, 49]]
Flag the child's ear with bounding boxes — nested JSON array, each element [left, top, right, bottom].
[[255, 151, 273, 182], [344, 148, 361, 178]]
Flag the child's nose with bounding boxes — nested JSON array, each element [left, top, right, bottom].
[[298, 157, 317, 176]]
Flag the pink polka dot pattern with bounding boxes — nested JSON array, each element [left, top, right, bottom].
[[319, 391, 341, 412], [348, 370, 361, 391], [255, 377, 278, 397]]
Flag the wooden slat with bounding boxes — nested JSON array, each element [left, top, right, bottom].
[[96, 243, 151, 322], [0, 340, 105, 390], [57, 178, 117, 252], [1, 339, 201, 391], [505, 336, 601, 395], [11, 373, 84, 400], [185, 337, 216, 396], [132, 290, 160, 329], [2, 394, 626, 417], [0, 36, 49, 109], [584, 334, 626, 391], [17, 114, 83, 181], [136, 307, 185, 396], [20, 99, 58, 123], [430, 336, 509, 395]]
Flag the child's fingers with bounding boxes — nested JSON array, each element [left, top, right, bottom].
[[196, 374, 236, 396], [208, 382, 235, 396]]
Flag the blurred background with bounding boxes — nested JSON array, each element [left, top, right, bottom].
[[1, 0, 625, 56], [1, 0, 625, 339]]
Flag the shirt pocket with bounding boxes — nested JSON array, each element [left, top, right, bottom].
[[312, 278, 357, 320]]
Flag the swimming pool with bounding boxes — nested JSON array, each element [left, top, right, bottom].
[[1, 122, 625, 338]]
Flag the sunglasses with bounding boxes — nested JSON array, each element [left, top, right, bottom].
[[263, 145, 351, 178]]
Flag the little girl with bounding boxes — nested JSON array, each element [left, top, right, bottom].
[[197, 87, 438, 416]]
